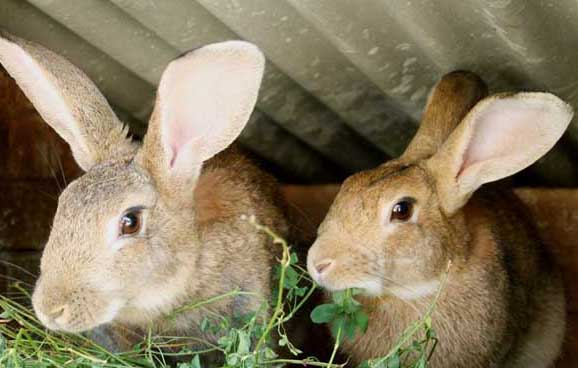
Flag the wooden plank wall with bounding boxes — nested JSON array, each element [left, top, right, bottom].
[[0, 68, 81, 291]]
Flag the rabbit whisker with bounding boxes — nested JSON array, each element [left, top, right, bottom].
[[111, 321, 142, 340], [0, 274, 35, 288], [0, 259, 38, 278], [365, 271, 430, 308], [370, 272, 454, 329], [36, 145, 62, 192], [51, 140, 68, 187], [33, 188, 58, 201]]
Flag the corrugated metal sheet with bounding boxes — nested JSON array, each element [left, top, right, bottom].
[[1, 0, 578, 184]]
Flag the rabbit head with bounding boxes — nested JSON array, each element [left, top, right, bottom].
[[0, 32, 265, 332], [307, 71, 573, 299]]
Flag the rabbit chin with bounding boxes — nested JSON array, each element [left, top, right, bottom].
[[318, 276, 441, 300], [317, 277, 384, 297]]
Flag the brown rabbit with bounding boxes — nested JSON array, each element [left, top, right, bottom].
[[307, 71, 570, 367], [0, 32, 288, 350]]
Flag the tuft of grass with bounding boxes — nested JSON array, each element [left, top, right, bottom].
[[0, 219, 447, 367], [0, 284, 158, 367]]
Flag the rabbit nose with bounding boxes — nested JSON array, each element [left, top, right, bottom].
[[48, 304, 69, 324], [315, 259, 334, 275]]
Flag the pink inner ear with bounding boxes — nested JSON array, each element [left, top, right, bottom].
[[169, 127, 182, 168], [169, 121, 194, 168], [162, 64, 213, 169], [154, 41, 264, 174], [159, 54, 237, 171], [461, 99, 549, 171]]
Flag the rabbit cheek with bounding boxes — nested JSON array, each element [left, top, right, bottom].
[[381, 229, 445, 300], [109, 243, 154, 292]]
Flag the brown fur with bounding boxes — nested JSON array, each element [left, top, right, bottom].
[[0, 33, 290, 354], [281, 184, 578, 366], [402, 70, 488, 161], [33, 146, 287, 347], [307, 72, 569, 367], [0, 32, 138, 172]]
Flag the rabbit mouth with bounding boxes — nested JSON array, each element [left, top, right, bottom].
[[313, 273, 384, 296], [307, 255, 384, 295], [318, 276, 440, 300]]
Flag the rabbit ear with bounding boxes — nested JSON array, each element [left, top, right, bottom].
[[139, 41, 265, 204], [0, 32, 137, 171], [402, 71, 488, 162], [427, 92, 573, 215]]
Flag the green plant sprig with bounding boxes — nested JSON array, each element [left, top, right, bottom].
[[311, 288, 369, 341], [0, 220, 447, 368], [358, 261, 452, 368]]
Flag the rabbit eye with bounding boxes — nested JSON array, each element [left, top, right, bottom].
[[120, 210, 142, 236], [390, 199, 414, 222]]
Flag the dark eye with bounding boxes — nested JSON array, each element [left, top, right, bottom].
[[120, 210, 142, 236], [390, 199, 414, 222]]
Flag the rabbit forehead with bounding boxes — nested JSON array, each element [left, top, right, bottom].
[[61, 162, 151, 205], [52, 162, 155, 237], [311, 163, 447, 295], [326, 162, 430, 228]]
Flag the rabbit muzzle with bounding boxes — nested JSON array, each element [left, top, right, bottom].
[[307, 238, 384, 296], [32, 277, 124, 333]]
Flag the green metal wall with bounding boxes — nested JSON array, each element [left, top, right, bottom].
[[2, 0, 578, 184]]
